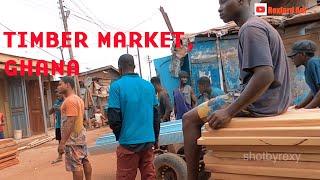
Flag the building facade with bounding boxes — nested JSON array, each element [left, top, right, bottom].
[[0, 53, 68, 138]]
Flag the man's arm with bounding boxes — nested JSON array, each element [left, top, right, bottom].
[[107, 108, 122, 140], [153, 106, 160, 147], [227, 66, 274, 116], [208, 66, 274, 129], [305, 91, 320, 109], [305, 62, 320, 109], [107, 82, 122, 140], [173, 92, 177, 116], [162, 93, 172, 120], [296, 91, 313, 109], [190, 89, 197, 108], [60, 117, 76, 145], [49, 107, 55, 115]]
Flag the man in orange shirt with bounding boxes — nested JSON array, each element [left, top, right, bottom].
[[57, 76, 92, 180]]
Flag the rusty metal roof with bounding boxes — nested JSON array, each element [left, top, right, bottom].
[[183, 5, 320, 39], [78, 65, 119, 76]]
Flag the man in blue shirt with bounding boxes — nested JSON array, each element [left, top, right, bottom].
[[288, 40, 320, 108], [49, 91, 64, 164], [197, 76, 225, 105], [107, 54, 159, 180]]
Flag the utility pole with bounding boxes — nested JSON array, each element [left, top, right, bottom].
[[57, 46, 65, 60], [58, 0, 74, 60], [137, 47, 142, 77], [159, 6, 175, 37], [147, 55, 152, 80], [58, 0, 80, 95]]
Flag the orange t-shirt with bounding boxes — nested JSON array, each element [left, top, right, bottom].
[[61, 94, 86, 145]]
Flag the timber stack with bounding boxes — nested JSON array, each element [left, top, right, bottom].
[[0, 138, 19, 170], [198, 109, 320, 180]]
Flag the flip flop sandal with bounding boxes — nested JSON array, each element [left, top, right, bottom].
[[51, 158, 63, 164]]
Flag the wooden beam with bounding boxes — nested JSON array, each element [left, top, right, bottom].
[[0, 139, 13, 145], [205, 153, 320, 168], [205, 151, 320, 162], [0, 145, 18, 154], [205, 118, 320, 130], [0, 141, 17, 150], [206, 145, 320, 154], [198, 137, 320, 146], [202, 126, 320, 137], [205, 164, 320, 179], [0, 158, 19, 170], [0, 154, 16, 164], [0, 149, 17, 159], [212, 172, 305, 180], [204, 109, 320, 130]]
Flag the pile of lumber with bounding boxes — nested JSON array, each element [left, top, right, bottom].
[[198, 109, 320, 180], [18, 136, 55, 151], [0, 138, 19, 170]]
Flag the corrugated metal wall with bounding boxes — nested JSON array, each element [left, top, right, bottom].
[[8, 78, 29, 137], [154, 56, 179, 104], [155, 33, 311, 105], [187, 35, 309, 104], [188, 38, 222, 96]]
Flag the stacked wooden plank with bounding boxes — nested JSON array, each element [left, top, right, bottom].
[[198, 109, 320, 180], [0, 138, 19, 170]]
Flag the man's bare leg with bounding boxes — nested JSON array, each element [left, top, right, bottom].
[[182, 109, 204, 180], [72, 171, 83, 180], [52, 140, 63, 164], [83, 160, 92, 180]]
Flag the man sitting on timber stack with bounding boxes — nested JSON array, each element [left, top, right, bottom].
[[182, 0, 292, 179]]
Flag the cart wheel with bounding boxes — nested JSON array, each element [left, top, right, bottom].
[[154, 153, 187, 180]]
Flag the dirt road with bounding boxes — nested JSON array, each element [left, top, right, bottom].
[[0, 127, 120, 180]]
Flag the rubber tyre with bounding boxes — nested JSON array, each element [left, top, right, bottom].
[[154, 153, 187, 180]]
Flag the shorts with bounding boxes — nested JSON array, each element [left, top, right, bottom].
[[96, 119, 102, 124], [196, 93, 252, 121], [65, 145, 89, 172], [55, 128, 61, 141]]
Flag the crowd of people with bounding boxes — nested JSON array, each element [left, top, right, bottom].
[[47, 52, 225, 180]]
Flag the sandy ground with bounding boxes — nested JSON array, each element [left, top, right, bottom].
[[0, 127, 122, 180]]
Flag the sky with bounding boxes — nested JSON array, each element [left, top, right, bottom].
[[0, 0, 225, 79]]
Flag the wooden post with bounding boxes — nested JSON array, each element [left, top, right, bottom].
[[58, 0, 80, 96], [21, 77, 31, 137], [46, 79, 53, 127], [38, 75, 48, 135]]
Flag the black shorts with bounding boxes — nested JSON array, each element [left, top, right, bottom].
[[55, 128, 61, 141]]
